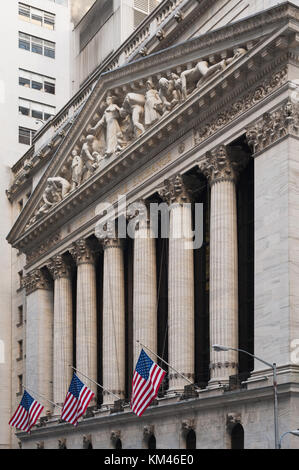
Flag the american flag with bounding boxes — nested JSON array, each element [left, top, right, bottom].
[[61, 373, 94, 426], [130, 349, 166, 417], [9, 390, 44, 433]]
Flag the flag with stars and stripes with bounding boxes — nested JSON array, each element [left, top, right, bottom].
[[130, 349, 166, 417], [61, 373, 94, 426], [9, 390, 44, 433]]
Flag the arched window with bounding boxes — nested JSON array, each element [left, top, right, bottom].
[[115, 438, 122, 450], [186, 429, 196, 449], [231, 423, 244, 449], [148, 435, 156, 449]]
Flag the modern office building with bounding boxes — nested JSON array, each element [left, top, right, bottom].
[[3, 0, 299, 449]]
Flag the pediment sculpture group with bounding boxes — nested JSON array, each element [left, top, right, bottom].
[[28, 48, 246, 228]]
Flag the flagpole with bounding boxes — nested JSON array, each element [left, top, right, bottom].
[[136, 340, 194, 386], [22, 384, 62, 410], [69, 365, 121, 401]]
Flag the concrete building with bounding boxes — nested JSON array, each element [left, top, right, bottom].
[[3, 0, 299, 449]]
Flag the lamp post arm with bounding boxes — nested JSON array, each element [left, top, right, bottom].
[[227, 347, 274, 370]]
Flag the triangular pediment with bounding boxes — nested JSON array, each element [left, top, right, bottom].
[[7, 2, 299, 255]]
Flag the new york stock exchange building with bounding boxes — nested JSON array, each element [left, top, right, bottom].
[[5, 0, 299, 450]]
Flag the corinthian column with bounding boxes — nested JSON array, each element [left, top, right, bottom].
[[100, 233, 125, 407], [159, 174, 195, 393], [201, 145, 246, 384], [128, 200, 157, 367], [47, 255, 73, 413], [24, 269, 53, 414], [70, 239, 97, 400]]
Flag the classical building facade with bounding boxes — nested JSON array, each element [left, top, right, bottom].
[[4, 0, 299, 449]]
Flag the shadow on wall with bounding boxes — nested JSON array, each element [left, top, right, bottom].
[[71, 0, 97, 26]]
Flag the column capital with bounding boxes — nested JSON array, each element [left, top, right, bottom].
[[47, 255, 71, 280], [97, 223, 123, 249], [23, 269, 52, 295], [69, 239, 95, 265], [158, 174, 192, 204], [199, 145, 247, 185]]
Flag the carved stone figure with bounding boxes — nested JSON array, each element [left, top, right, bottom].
[[90, 95, 124, 158], [120, 92, 145, 137], [71, 149, 84, 190], [180, 58, 227, 100], [144, 79, 162, 127], [180, 48, 247, 100], [81, 135, 99, 177], [158, 77, 173, 115]]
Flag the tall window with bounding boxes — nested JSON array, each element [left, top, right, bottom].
[[18, 127, 36, 145], [19, 69, 56, 94], [19, 3, 55, 30], [19, 32, 55, 58], [19, 98, 55, 121], [231, 424, 244, 449]]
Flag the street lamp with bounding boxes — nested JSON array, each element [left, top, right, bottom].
[[212, 344, 279, 449], [279, 430, 299, 449]]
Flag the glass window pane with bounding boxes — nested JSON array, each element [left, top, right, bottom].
[[32, 43, 43, 55], [19, 127, 31, 145], [44, 81, 55, 94], [44, 47, 55, 58], [19, 77, 30, 88], [19, 39, 30, 51], [19, 4, 30, 19], [32, 80, 43, 91], [31, 14, 43, 26], [44, 113, 53, 121], [32, 109, 43, 119], [44, 14, 55, 30], [19, 106, 30, 116]]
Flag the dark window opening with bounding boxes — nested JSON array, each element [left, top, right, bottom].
[[148, 434, 156, 449], [186, 429, 196, 449], [231, 423, 244, 449], [115, 438, 122, 450]]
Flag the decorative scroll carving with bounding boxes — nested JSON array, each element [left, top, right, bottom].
[[47, 255, 71, 280], [69, 239, 95, 265], [194, 67, 288, 145], [159, 174, 192, 204], [23, 269, 52, 295], [246, 100, 299, 154], [199, 145, 247, 185]]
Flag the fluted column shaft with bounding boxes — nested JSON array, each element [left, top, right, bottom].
[[24, 270, 53, 415], [201, 145, 246, 384], [47, 256, 73, 413], [160, 174, 195, 392], [209, 179, 238, 382], [70, 240, 97, 400], [102, 238, 125, 406], [133, 216, 157, 367]]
